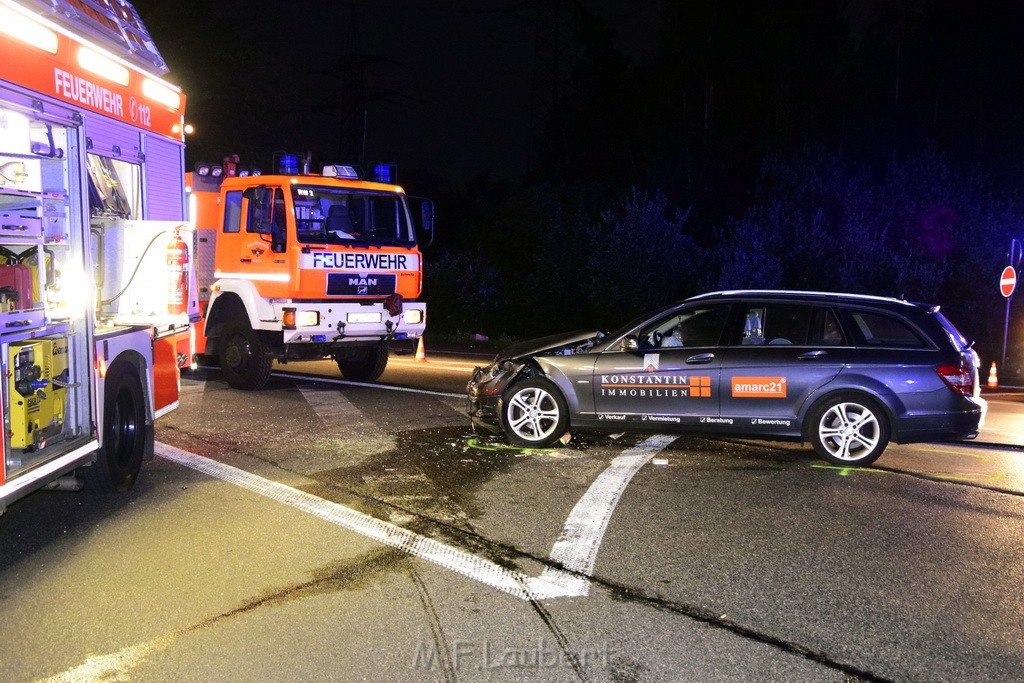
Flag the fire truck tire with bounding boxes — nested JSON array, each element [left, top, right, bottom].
[[81, 362, 146, 493], [334, 342, 389, 382], [220, 317, 273, 390]]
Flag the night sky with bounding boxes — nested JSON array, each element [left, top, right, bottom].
[[124, 1, 1024, 354], [129, 0, 1024, 192], [131, 0, 664, 185]]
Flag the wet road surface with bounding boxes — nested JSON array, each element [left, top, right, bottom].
[[1, 358, 1023, 681]]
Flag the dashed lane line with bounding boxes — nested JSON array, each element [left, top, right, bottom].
[[285, 370, 466, 416], [270, 370, 465, 399], [299, 383, 366, 419], [389, 356, 482, 371]]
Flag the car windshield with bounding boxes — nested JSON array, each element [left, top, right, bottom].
[[292, 185, 414, 245], [602, 303, 680, 345]]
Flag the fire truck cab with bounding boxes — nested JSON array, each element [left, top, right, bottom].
[[0, 0, 194, 514], [188, 157, 431, 390]]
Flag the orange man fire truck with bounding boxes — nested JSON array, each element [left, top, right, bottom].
[[0, 0, 195, 514], [187, 155, 432, 390]]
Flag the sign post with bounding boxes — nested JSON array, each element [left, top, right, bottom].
[[1002, 240, 1023, 369]]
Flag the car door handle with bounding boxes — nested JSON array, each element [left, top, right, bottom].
[[686, 353, 715, 364], [799, 350, 829, 360]]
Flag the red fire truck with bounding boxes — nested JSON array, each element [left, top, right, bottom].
[[0, 0, 196, 514]]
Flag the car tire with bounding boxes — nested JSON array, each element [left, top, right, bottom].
[[334, 341, 389, 382], [500, 377, 569, 447], [81, 362, 146, 493], [808, 392, 890, 466], [220, 316, 273, 390]]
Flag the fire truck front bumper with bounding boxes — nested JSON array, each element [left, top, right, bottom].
[[275, 302, 426, 344]]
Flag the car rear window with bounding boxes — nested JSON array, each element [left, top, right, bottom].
[[733, 304, 813, 345], [932, 311, 970, 351], [848, 311, 928, 348], [809, 308, 846, 345], [728, 304, 845, 346]]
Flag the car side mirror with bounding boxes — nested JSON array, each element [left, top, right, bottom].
[[621, 335, 639, 352]]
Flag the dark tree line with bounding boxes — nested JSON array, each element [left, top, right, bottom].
[[138, 1, 1024, 368], [425, 1, 1024, 370], [428, 150, 1016, 362]]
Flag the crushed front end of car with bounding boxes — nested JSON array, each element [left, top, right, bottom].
[[466, 330, 604, 434]]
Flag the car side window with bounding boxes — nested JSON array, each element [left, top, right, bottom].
[[809, 308, 845, 345], [731, 304, 813, 346], [846, 311, 928, 348], [641, 306, 730, 348]]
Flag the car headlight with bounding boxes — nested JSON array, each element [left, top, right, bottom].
[[480, 360, 513, 382]]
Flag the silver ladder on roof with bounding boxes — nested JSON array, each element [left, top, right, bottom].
[[15, 0, 168, 74]]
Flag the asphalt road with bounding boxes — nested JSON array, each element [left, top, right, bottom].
[[1, 352, 1022, 682]]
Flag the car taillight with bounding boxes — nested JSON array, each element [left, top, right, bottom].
[[937, 363, 973, 396]]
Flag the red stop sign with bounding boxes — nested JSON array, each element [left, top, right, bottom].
[[1001, 266, 1017, 298]]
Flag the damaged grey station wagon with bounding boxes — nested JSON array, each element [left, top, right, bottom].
[[467, 290, 985, 466]]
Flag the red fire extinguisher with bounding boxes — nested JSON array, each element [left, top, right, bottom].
[[167, 229, 189, 315]]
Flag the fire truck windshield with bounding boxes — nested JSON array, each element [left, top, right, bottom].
[[292, 186, 415, 246]]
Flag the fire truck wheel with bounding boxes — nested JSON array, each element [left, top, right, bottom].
[[334, 342, 389, 382], [82, 362, 145, 493], [220, 317, 273, 390]]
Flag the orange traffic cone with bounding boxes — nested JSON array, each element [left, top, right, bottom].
[[987, 361, 999, 389], [415, 337, 427, 363]]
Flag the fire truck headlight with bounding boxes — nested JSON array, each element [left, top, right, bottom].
[[297, 311, 319, 327], [403, 309, 423, 325]]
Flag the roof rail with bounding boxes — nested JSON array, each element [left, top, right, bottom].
[[15, 0, 167, 74], [690, 289, 916, 306]]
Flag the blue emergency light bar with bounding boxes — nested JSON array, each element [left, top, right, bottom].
[[279, 154, 299, 174], [372, 163, 397, 183]]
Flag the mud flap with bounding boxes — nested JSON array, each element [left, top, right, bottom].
[[143, 420, 155, 461]]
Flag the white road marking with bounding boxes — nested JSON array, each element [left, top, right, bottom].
[[156, 433, 676, 600], [271, 371, 464, 399], [389, 356, 483, 371], [298, 384, 367, 421], [296, 385, 398, 460], [42, 634, 177, 683], [156, 442, 570, 600], [295, 374, 465, 417], [53, 437, 672, 681], [535, 434, 678, 596]]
